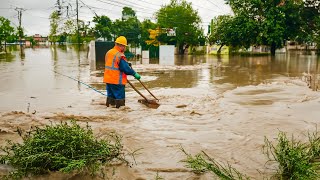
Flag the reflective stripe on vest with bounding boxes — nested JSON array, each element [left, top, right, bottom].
[[119, 68, 123, 84], [105, 66, 119, 70], [105, 52, 120, 70]]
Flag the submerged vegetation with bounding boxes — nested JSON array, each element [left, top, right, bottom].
[[182, 129, 320, 180], [181, 147, 250, 180], [0, 120, 127, 179]]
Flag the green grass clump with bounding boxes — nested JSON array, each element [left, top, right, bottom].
[[182, 129, 320, 179], [0, 120, 126, 179], [181, 147, 250, 180], [264, 131, 320, 180]]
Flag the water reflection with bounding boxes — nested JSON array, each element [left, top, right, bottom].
[[139, 52, 319, 89], [139, 70, 199, 89], [175, 55, 205, 65], [0, 46, 18, 62], [0, 45, 89, 111], [0, 53, 15, 62], [19, 46, 25, 60]]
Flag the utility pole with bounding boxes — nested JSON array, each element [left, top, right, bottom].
[[15, 7, 25, 47], [56, 0, 61, 15], [76, 0, 80, 46]]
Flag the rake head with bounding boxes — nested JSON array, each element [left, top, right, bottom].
[[138, 99, 160, 109]]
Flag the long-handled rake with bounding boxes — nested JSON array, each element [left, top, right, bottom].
[[127, 79, 160, 109]]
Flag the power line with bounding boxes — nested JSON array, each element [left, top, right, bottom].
[[24, 11, 49, 19], [109, 0, 159, 11], [95, 0, 158, 12], [79, 1, 156, 21], [6, 16, 19, 27], [192, 1, 226, 14], [86, 3, 155, 16], [203, 0, 230, 13], [125, 0, 164, 9], [79, 0, 98, 17]]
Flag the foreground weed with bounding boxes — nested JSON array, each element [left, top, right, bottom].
[[0, 120, 127, 179], [155, 171, 164, 180], [264, 131, 320, 179], [181, 147, 250, 180]]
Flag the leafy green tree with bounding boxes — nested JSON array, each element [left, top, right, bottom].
[[111, 19, 123, 40], [112, 7, 141, 46], [281, 0, 304, 42], [79, 21, 89, 37], [93, 15, 112, 41], [231, 15, 259, 48], [226, 0, 304, 55], [156, 0, 203, 54], [299, 0, 320, 50], [256, 2, 286, 55], [122, 17, 141, 47], [315, 16, 320, 51], [5, 33, 18, 43], [57, 33, 67, 44], [61, 19, 80, 43], [140, 19, 157, 50], [209, 15, 233, 52], [209, 14, 258, 53], [122, 7, 136, 20], [63, 19, 76, 35], [49, 11, 60, 43], [0, 16, 15, 50]]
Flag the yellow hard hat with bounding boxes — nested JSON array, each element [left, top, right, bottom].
[[115, 36, 128, 46]]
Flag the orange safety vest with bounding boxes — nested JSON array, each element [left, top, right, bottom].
[[103, 46, 127, 85]]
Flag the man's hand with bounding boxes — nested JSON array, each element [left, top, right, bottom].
[[134, 72, 141, 80]]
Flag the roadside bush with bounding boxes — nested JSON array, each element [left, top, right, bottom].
[[0, 120, 126, 179]]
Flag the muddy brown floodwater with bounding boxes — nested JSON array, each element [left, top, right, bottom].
[[0, 45, 320, 179]]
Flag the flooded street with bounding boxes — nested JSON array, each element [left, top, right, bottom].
[[0, 46, 320, 179]]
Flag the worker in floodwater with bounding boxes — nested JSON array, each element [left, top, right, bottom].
[[103, 36, 141, 108]]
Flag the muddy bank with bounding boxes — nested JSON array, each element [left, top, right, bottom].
[[1, 75, 320, 179]]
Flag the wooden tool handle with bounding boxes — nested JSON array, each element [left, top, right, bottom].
[[127, 79, 149, 102], [138, 79, 159, 101]]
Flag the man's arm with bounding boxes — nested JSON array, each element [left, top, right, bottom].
[[118, 58, 136, 75], [118, 57, 141, 80]]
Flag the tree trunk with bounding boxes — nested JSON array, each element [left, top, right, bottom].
[[270, 42, 276, 56], [305, 44, 308, 51], [217, 44, 224, 54], [183, 45, 189, 54], [179, 44, 184, 55]]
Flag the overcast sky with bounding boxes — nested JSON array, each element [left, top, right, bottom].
[[0, 0, 232, 36]]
